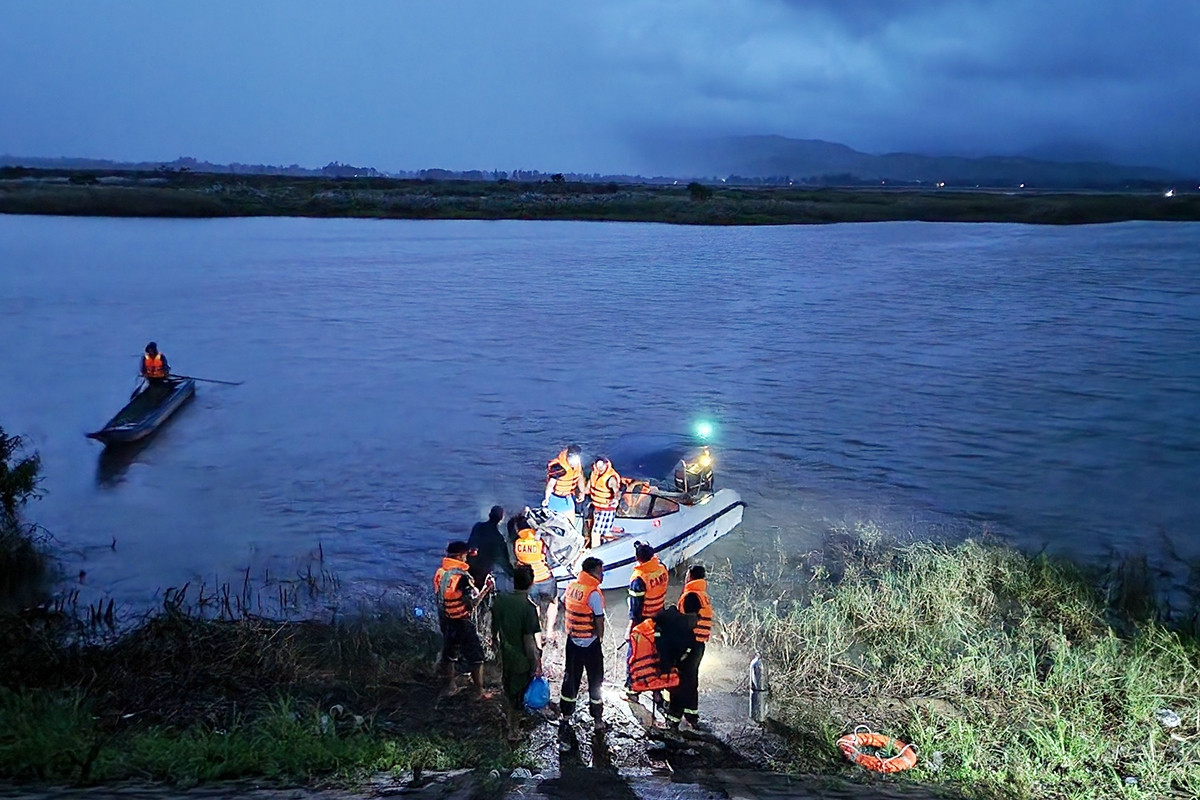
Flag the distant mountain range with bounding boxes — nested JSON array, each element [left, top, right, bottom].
[[640, 135, 1190, 188]]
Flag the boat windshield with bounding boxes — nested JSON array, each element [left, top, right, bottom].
[[617, 493, 680, 520]]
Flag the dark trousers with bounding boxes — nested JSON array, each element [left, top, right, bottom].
[[667, 642, 704, 724], [560, 639, 604, 721], [439, 616, 484, 667]]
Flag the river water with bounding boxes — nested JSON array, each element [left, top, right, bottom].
[[1, 216, 1198, 611]]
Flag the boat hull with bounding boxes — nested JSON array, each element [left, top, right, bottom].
[[548, 488, 745, 591], [87, 379, 195, 445]]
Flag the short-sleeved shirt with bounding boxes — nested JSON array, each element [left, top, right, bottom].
[[491, 590, 542, 671], [568, 589, 605, 648]]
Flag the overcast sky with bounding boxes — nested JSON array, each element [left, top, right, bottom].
[[1, 1, 1196, 173]]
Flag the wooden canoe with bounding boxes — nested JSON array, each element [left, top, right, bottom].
[[87, 378, 195, 445]]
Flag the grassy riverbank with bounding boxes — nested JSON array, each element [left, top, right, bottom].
[[0, 427, 46, 600], [0, 602, 516, 786], [2, 168, 1198, 224], [715, 527, 1200, 799]]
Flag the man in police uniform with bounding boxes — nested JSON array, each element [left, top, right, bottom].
[[559, 556, 606, 749]]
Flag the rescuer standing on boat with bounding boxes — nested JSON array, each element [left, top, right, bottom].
[[544, 445, 585, 526], [434, 540, 495, 700], [139, 342, 170, 384], [559, 556, 607, 748], [666, 564, 713, 732], [587, 456, 622, 549]]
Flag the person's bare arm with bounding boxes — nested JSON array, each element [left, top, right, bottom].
[[523, 633, 542, 674], [468, 574, 495, 610]]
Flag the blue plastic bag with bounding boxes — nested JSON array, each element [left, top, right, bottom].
[[523, 675, 550, 710]]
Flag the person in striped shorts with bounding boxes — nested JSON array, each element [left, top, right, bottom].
[[587, 455, 621, 548]]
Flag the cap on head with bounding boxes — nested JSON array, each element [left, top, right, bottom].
[[634, 542, 655, 563], [594, 455, 610, 467], [446, 540, 470, 556], [488, 505, 504, 522]]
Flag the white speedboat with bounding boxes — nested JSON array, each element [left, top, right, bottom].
[[527, 447, 745, 591]]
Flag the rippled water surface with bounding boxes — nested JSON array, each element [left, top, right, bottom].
[[2, 216, 1198, 607]]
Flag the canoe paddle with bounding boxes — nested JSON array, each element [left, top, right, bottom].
[[170, 374, 244, 386]]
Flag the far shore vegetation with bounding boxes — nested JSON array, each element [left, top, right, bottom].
[[2, 166, 1199, 225], [3, 425, 1199, 798]]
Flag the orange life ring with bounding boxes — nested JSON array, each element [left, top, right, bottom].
[[836, 727, 918, 773]]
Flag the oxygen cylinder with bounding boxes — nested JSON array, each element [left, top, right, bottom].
[[749, 655, 769, 722]]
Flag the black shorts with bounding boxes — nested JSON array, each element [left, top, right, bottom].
[[440, 616, 485, 666]]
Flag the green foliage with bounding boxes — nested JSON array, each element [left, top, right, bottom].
[[715, 531, 1200, 799], [687, 181, 713, 201], [0, 427, 45, 594], [0, 690, 507, 785], [0, 605, 513, 786], [0, 427, 41, 525], [3, 170, 1199, 224], [0, 689, 96, 781]]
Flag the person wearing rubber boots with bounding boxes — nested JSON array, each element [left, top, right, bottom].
[[666, 564, 713, 733], [559, 556, 607, 749]]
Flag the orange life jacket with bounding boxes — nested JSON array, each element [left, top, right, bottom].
[[630, 555, 669, 618], [513, 527, 551, 583], [142, 353, 167, 379], [433, 556, 473, 620], [627, 618, 680, 692], [677, 578, 713, 643], [547, 449, 582, 497], [588, 464, 621, 509], [620, 477, 651, 493], [564, 570, 603, 639]]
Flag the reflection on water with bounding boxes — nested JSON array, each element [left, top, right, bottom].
[[93, 400, 194, 487], [0, 217, 1198, 611], [95, 438, 153, 487]]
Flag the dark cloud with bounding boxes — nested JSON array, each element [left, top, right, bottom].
[[0, 0, 1195, 173]]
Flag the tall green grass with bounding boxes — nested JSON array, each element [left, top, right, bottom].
[[0, 601, 515, 786], [0, 690, 502, 785], [715, 527, 1200, 799]]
